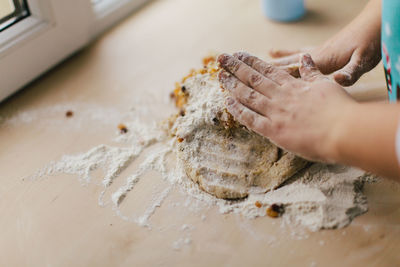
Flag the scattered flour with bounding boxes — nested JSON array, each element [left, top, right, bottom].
[[172, 237, 192, 251], [0, 102, 126, 132], [26, 74, 372, 236]]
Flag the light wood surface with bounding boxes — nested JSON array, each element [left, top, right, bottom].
[[1, 0, 399, 266]]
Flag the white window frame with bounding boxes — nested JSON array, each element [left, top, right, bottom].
[[0, 0, 150, 102]]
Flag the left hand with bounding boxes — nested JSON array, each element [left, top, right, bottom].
[[217, 52, 357, 162]]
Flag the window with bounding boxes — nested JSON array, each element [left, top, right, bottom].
[[0, 0, 150, 102], [0, 0, 30, 32]]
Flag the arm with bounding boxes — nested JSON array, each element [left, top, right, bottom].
[[218, 52, 400, 180], [272, 0, 382, 86], [333, 102, 400, 179]]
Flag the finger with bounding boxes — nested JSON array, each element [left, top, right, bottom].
[[332, 51, 364, 86], [218, 68, 277, 98], [218, 54, 279, 95], [226, 97, 271, 135], [269, 49, 302, 58], [233, 52, 295, 85], [270, 54, 300, 66], [218, 70, 238, 91], [299, 54, 324, 82], [219, 70, 271, 116]]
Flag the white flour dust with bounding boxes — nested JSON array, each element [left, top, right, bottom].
[[26, 75, 373, 234], [0, 102, 126, 132]]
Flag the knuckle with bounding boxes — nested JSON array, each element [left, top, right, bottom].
[[259, 98, 269, 109], [229, 77, 239, 90], [218, 70, 229, 80], [236, 104, 244, 115], [253, 97, 268, 113], [235, 51, 251, 62], [260, 63, 274, 75], [254, 119, 267, 133], [243, 89, 258, 107], [227, 101, 240, 114], [242, 55, 255, 66], [227, 58, 241, 72], [248, 89, 258, 100], [249, 73, 263, 87], [221, 75, 238, 91], [246, 114, 256, 128]]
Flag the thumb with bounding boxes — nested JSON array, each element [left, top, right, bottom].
[[333, 53, 363, 86], [299, 54, 322, 81], [269, 49, 301, 58], [271, 54, 300, 67]]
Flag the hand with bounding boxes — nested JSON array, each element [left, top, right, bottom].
[[218, 52, 357, 162], [270, 0, 381, 86]]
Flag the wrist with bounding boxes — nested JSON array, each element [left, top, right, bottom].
[[323, 101, 361, 164]]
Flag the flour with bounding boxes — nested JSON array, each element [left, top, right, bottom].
[[171, 75, 230, 139], [136, 186, 173, 227], [172, 237, 192, 251], [215, 164, 368, 231], [40, 145, 139, 186], [28, 70, 373, 234], [1, 103, 126, 132]]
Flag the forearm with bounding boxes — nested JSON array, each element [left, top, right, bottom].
[[331, 102, 400, 179], [358, 0, 381, 24], [345, 0, 381, 40]]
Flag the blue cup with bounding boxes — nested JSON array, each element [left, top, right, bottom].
[[261, 0, 306, 22]]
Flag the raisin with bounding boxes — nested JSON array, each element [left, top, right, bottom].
[[118, 123, 128, 134], [266, 203, 284, 218], [181, 86, 186, 93], [177, 137, 184, 143], [255, 201, 262, 208], [65, 110, 73, 117]]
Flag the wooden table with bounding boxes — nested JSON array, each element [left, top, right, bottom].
[[1, 0, 399, 266]]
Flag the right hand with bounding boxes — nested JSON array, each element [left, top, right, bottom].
[[270, 3, 382, 86], [218, 52, 356, 162]]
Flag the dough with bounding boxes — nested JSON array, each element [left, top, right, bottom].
[[170, 58, 309, 199]]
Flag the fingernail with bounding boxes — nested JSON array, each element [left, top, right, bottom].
[[301, 53, 314, 67], [233, 51, 248, 61], [334, 71, 353, 86], [269, 49, 280, 57], [217, 53, 230, 66], [337, 72, 350, 81], [226, 97, 235, 106]]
